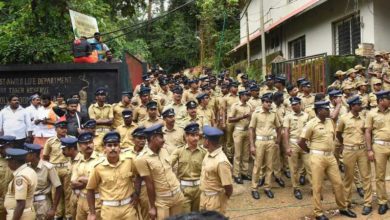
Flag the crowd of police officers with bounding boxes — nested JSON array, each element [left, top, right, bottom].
[[0, 52, 390, 220]]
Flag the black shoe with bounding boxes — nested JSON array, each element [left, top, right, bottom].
[[294, 189, 302, 200], [356, 187, 364, 198], [264, 189, 274, 199], [251, 190, 260, 200], [258, 177, 265, 187], [362, 206, 372, 215], [299, 175, 306, 185], [339, 163, 345, 173], [242, 175, 252, 181], [275, 177, 285, 187], [339, 209, 357, 218], [378, 204, 389, 215], [315, 215, 328, 220], [284, 170, 291, 179], [234, 176, 243, 184]]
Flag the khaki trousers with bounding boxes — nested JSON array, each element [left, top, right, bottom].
[[342, 148, 372, 207], [6, 208, 36, 220], [199, 192, 228, 214], [287, 143, 311, 189], [155, 191, 184, 220], [138, 186, 149, 220], [233, 130, 250, 177], [101, 204, 137, 220], [181, 185, 201, 213], [33, 197, 51, 220], [224, 123, 235, 159], [251, 140, 275, 190], [76, 197, 101, 220], [373, 143, 390, 205], [310, 154, 346, 216], [54, 166, 72, 218]]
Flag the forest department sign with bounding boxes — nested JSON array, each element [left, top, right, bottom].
[[69, 10, 99, 39]]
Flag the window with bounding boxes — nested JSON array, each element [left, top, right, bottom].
[[288, 36, 305, 59], [333, 13, 361, 55]]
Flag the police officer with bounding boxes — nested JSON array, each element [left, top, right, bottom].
[[88, 87, 114, 135], [112, 91, 133, 129], [116, 109, 138, 150], [199, 126, 232, 214], [283, 97, 311, 200], [336, 96, 373, 215], [4, 148, 37, 220], [259, 75, 276, 96], [328, 70, 346, 90], [135, 124, 184, 220], [139, 101, 164, 128], [43, 120, 72, 219], [342, 68, 359, 92], [162, 108, 186, 154], [133, 87, 152, 123], [82, 120, 104, 154], [368, 51, 388, 90], [299, 101, 356, 220], [182, 101, 202, 130], [183, 79, 200, 103], [228, 90, 252, 184], [368, 78, 383, 109], [365, 90, 390, 215], [249, 92, 281, 200], [71, 132, 102, 220], [171, 123, 206, 213], [197, 93, 215, 127], [24, 143, 62, 220], [248, 84, 262, 111], [300, 81, 315, 110], [0, 136, 15, 219], [86, 131, 140, 220], [164, 86, 187, 128]]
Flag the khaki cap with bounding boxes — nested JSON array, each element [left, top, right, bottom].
[[356, 81, 368, 88], [372, 78, 382, 85], [354, 64, 366, 70], [342, 84, 354, 90], [375, 51, 383, 57], [346, 68, 358, 75], [334, 70, 346, 77]]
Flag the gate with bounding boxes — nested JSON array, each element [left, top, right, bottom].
[[272, 53, 328, 93]]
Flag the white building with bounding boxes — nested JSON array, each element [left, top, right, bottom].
[[231, 0, 390, 61]]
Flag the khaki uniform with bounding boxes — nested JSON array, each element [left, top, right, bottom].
[[229, 101, 251, 177], [88, 103, 114, 135], [4, 164, 37, 220], [86, 156, 138, 219], [365, 108, 390, 205], [358, 91, 370, 116], [43, 136, 72, 218], [181, 116, 203, 132], [112, 102, 133, 129], [283, 111, 311, 189], [139, 117, 164, 128], [135, 147, 184, 220], [337, 113, 372, 207], [199, 147, 232, 214], [158, 91, 173, 107], [70, 153, 83, 219], [249, 108, 280, 190], [132, 104, 148, 123], [116, 123, 138, 149], [301, 118, 347, 217], [248, 97, 262, 111], [330, 103, 348, 169], [273, 104, 288, 179], [342, 78, 358, 91], [183, 90, 200, 103], [198, 106, 215, 127], [163, 126, 186, 154], [171, 145, 207, 212], [259, 86, 276, 97], [0, 157, 12, 219], [31, 160, 62, 220], [368, 61, 388, 90], [222, 94, 239, 159], [164, 102, 187, 128], [72, 152, 102, 220], [93, 134, 105, 154], [301, 94, 315, 111], [328, 79, 343, 90], [368, 92, 378, 108]]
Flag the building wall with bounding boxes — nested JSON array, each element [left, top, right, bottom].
[[373, 0, 390, 51]]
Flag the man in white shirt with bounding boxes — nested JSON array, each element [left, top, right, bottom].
[[0, 95, 33, 147], [25, 94, 41, 138]]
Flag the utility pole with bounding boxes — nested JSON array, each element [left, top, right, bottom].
[[246, 10, 250, 68], [260, 0, 266, 80]]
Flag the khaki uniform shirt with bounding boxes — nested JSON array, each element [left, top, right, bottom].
[[301, 94, 315, 110], [368, 92, 378, 108], [88, 103, 114, 131], [222, 94, 239, 116], [135, 148, 180, 195], [132, 104, 148, 123], [181, 116, 203, 132], [330, 103, 348, 121], [171, 145, 207, 181], [358, 91, 370, 109], [43, 136, 70, 164], [274, 104, 287, 126], [31, 160, 61, 196], [365, 108, 390, 141], [116, 123, 138, 149], [200, 147, 232, 192], [283, 111, 310, 140], [248, 97, 262, 111], [301, 118, 335, 152], [342, 78, 358, 90], [139, 117, 164, 128], [183, 89, 201, 103], [72, 152, 102, 194], [328, 79, 343, 90], [163, 126, 186, 154], [93, 133, 105, 154], [112, 102, 133, 129], [249, 108, 280, 137], [86, 156, 138, 201], [229, 101, 251, 129], [259, 86, 277, 96], [337, 112, 365, 146], [4, 164, 37, 210], [158, 91, 173, 107], [0, 158, 13, 201], [198, 106, 215, 127], [164, 102, 187, 128]]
